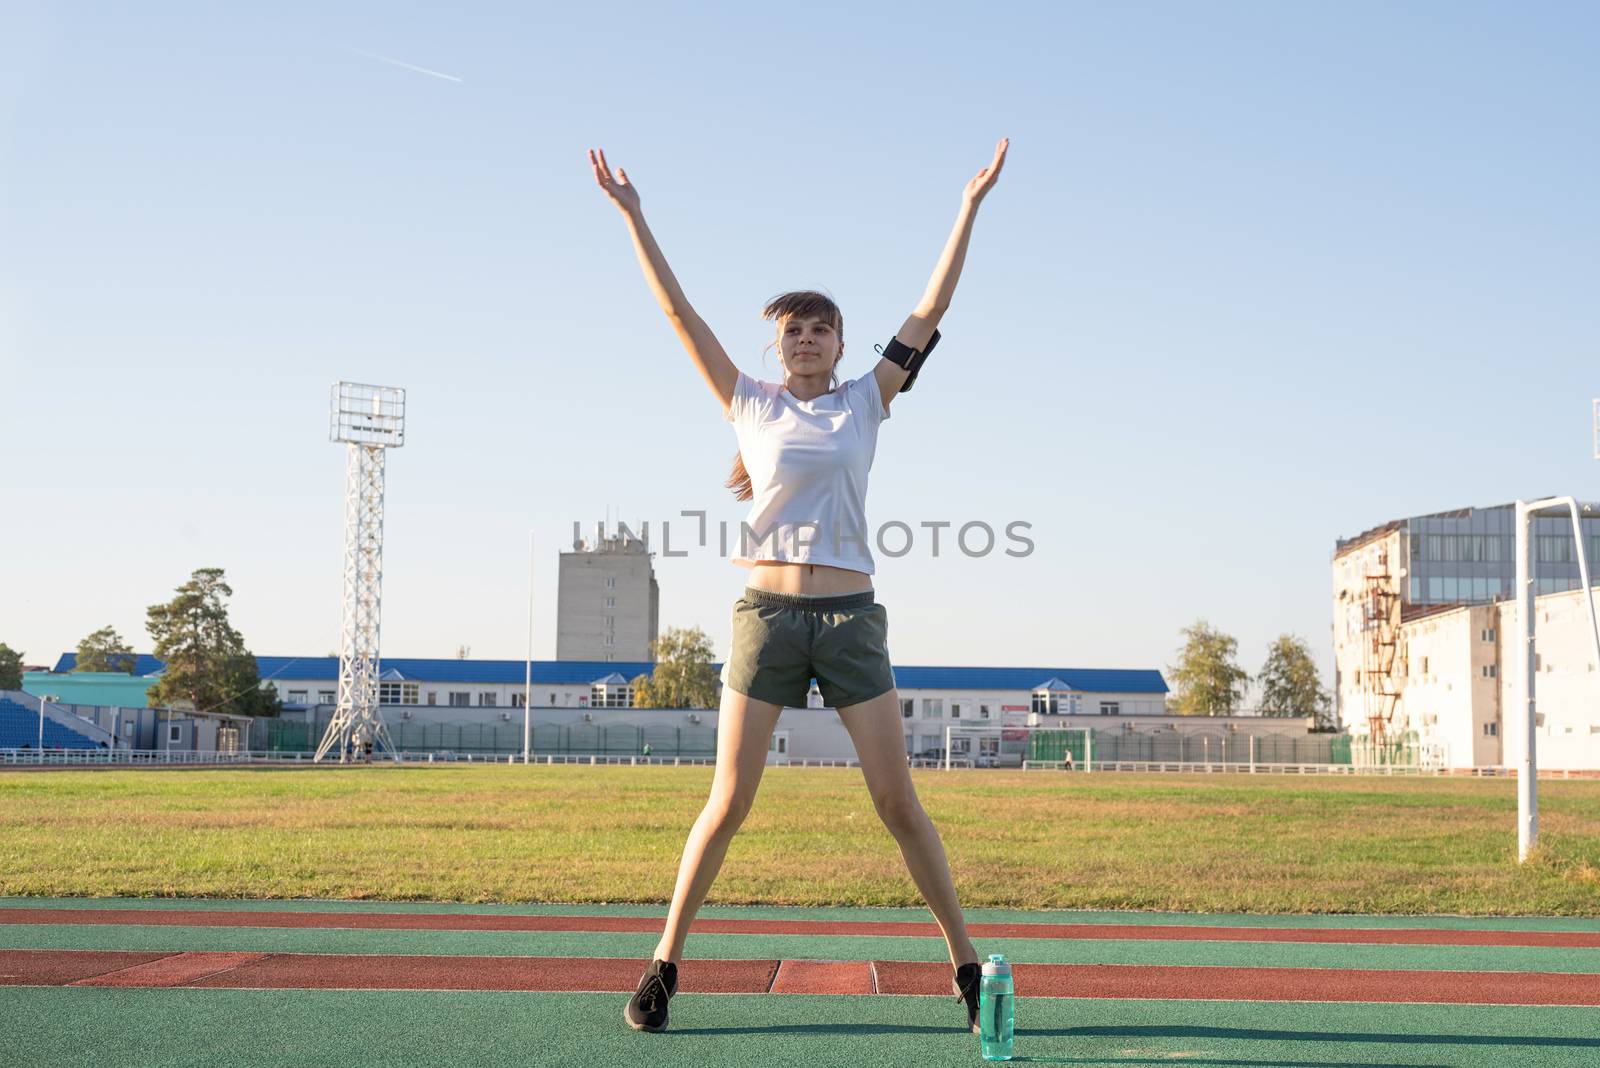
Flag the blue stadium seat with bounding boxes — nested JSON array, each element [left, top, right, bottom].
[[0, 698, 100, 749]]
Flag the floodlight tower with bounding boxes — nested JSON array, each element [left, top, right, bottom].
[[316, 382, 406, 764]]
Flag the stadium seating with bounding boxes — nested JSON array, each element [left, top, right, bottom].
[[0, 697, 102, 749]]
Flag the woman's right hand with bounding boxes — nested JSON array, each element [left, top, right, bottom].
[[588, 147, 640, 217]]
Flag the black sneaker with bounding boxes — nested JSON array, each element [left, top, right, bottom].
[[624, 958, 678, 1033], [953, 961, 982, 1035]]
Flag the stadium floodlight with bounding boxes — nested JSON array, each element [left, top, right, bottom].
[[1512, 496, 1600, 861], [316, 382, 406, 764]]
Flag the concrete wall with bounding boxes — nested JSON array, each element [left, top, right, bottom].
[[1496, 588, 1600, 771]]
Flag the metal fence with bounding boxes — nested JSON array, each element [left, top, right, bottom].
[[261, 718, 719, 758]]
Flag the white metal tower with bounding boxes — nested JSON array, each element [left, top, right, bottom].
[[316, 382, 406, 764]]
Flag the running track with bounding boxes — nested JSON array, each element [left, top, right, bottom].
[[3, 897, 1598, 1067]]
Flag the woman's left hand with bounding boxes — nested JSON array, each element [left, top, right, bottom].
[[962, 137, 1009, 206]]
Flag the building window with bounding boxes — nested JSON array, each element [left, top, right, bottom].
[[900, 699, 914, 719], [951, 702, 962, 719], [480, 692, 497, 707], [427, 691, 437, 705], [1099, 701, 1120, 716], [168, 724, 182, 743], [448, 692, 471, 707], [288, 690, 308, 704], [511, 693, 526, 708], [922, 698, 943, 718], [979, 704, 991, 720], [1482, 665, 1496, 679], [318, 690, 336, 704], [1030, 693, 1058, 716], [606, 577, 616, 588], [550, 693, 557, 705], [379, 682, 419, 705], [590, 684, 632, 708], [1420, 657, 1429, 675], [606, 597, 615, 608], [603, 634, 615, 646]]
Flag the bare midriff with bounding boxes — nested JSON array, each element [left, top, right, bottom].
[[746, 560, 873, 596]]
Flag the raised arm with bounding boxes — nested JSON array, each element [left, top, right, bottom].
[[875, 138, 1009, 407], [589, 148, 738, 414]]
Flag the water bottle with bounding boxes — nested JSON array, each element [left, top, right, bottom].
[[978, 952, 1014, 1061]]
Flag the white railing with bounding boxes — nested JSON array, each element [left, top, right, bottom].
[[5, 748, 1589, 777]]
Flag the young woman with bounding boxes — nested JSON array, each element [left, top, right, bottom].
[[589, 138, 1009, 1035]]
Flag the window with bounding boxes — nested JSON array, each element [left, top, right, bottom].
[[590, 684, 632, 708], [1484, 722, 1498, 737], [922, 698, 943, 718], [900, 699, 914, 719], [318, 690, 336, 705], [379, 682, 419, 705], [1030, 693, 1058, 715], [951, 702, 962, 719], [511, 693, 526, 708], [1099, 701, 1120, 716], [427, 691, 437, 705], [288, 690, 308, 704], [1420, 657, 1429, 675], [605, 615, 614, 626], [1482, 664, 1497, 679], [603, 634, 615, 646], [605, 576, 616, 588], [448, 692, 471, 707], [168, 724, 181, 743], [480, 692, 497, 707], [979, 704, 991, 720], [605, 597, 615, 608], [549, 693, 556, 705]]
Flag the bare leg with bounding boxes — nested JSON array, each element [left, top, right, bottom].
[[836, 689, 979, 969], [651, 688, 784, 963]]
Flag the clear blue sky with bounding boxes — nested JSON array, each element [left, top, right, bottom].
[[4, 2, 1597, 696]]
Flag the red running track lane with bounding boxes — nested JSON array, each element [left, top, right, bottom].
[[2, 908, 1598, 949], [3, 950, 1599, 1005]]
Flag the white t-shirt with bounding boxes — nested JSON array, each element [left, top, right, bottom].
[[724, 368, 889, 574]]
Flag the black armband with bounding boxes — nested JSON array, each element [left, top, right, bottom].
[[875, 329, 941, 393]]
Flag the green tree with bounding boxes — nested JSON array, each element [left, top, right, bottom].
[[74, 626, 137, 674], [1258, 634, 1332, 726], [631, 626, 720, 709], [145, 568, 281, 717], [0, 644, 23, 690], [1167, 619, 1249, 716]]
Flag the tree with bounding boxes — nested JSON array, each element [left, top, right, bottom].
[[0, 644, 23, 690], [1258, 634, 1331, 726], [74, 626, 137, 674], [145, 568, 281, 717], [1167, 619, 1249, 716], [631, 626, 720, 709]]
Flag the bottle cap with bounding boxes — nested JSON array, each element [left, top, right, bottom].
[[981, 953, 1011, 977]]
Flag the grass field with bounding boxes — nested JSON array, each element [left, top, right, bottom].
[[3, 766, 1598, 914]]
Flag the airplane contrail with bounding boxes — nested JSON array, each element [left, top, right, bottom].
[[351, 48, 463, 83]]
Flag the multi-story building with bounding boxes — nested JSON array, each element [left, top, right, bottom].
[[1332, 502, 1600, 769], [556, 524, 660, 662]]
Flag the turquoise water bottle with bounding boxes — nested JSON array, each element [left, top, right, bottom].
[[978, 953, 1015, 1060]]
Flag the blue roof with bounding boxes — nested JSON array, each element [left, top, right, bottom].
[[52, 655, 1166, 694]]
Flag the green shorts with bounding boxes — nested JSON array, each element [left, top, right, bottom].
[[720, 587, 897, 709]]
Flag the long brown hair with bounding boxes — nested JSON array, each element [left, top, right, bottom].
[[725, 290, 845, 501]]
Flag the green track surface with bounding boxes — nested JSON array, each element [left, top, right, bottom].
[[4, 924, 1598, 974], [4, 989, 1600, 1068]]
